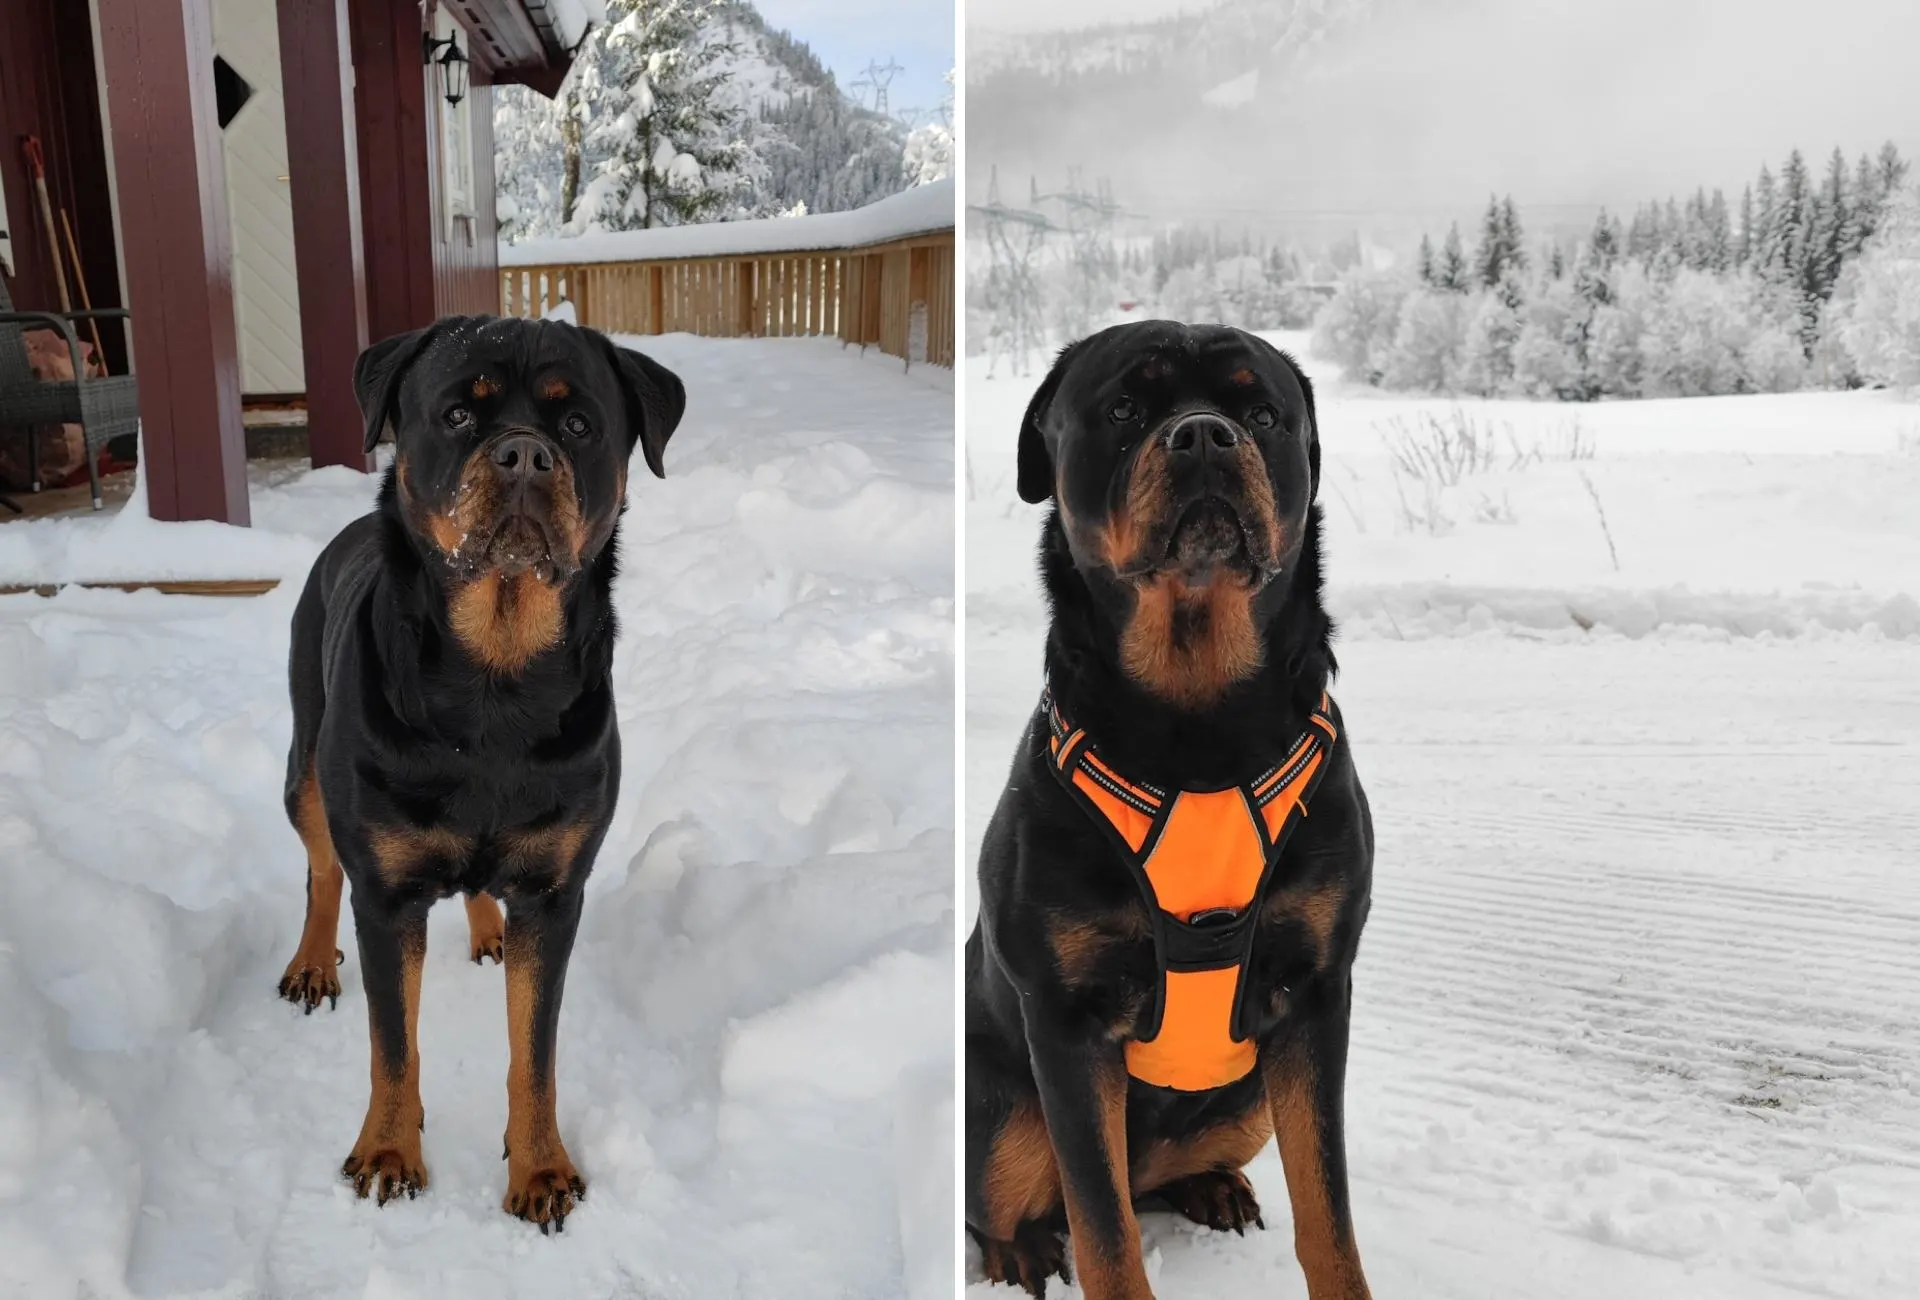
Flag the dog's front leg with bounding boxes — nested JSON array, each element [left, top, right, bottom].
[[502, 884, 587, 1232], [342, 891, 430, 1203], [1261, 976, 1372, 1300], [1025, 1027, 1151, 1300]]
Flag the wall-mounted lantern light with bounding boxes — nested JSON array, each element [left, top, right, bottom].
[[423, 30, 470, 106]]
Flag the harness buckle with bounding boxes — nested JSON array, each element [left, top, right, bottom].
[[1187, 907, 1240, 928]]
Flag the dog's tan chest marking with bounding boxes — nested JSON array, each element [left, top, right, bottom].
[[369, 825, 474, 886], [448, 570, 566, 674], [1119, 573, 1263, 706]]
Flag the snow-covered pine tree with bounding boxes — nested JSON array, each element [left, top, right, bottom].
[[1499, 195, 1527, 278], [1751, 166, 1780, 278], [1851, 151, 1883, 249], [1416, 233, 1435, 286], [1473, 195, 1505, 287], [1626, 204, 1655, 262], [1574, 209, 1619, 306], [573, 0, 756, 230], [1436, 223, 1470, 292], [1736, 185, 1754, 266], [1775, 149, 1812, 287], [1660, 196, 1683, 264], [1803, 147, 1851, 306], [1704, 188, 1732, 272], [1545, 242, 1565, 280], [1875, 141, 1909, 204], [1679, 190, 1708, 269], [493, 83, 566, 240]]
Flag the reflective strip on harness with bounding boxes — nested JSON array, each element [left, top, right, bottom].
[[1042, 688, 1339, 1092]]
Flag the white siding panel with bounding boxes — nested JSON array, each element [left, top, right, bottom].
[[214, 0, 304, 393]]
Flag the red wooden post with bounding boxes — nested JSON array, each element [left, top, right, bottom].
[[278, 0, 372, 471], [95, 0, 249, 524], [348, 0, 436, 342]]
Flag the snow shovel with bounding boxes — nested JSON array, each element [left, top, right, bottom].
[[21, 136, 73, 313]]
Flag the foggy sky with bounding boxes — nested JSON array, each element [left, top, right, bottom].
[[968, 0, 1920, 230]]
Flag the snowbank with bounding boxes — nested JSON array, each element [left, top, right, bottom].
[[501, 178, 954, 266], [0, 334, 953, 1298]]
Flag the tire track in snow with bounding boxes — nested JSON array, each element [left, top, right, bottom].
[[1337, 638, 1920, 1297]]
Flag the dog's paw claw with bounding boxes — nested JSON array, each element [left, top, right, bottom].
[[974, 1223, 1069, 1297], [1161, 1168, 1263, 1236], [277, 956, 342, 1013], [342, 1142, 428, 1206], [504, 1157, 585, 1234]]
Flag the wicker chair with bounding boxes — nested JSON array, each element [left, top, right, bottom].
[[0, 275, 138, 510]]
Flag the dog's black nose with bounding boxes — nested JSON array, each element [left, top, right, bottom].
[[490, 434, 554, 482], [1165, 415, 1239, 456]]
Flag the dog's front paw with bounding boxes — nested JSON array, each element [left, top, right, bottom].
[[975, 1222, 1070, 1297], [504, 1149, 586, 1234], [342, 1134, 428, 1205], [278, 947, 343, 1013], [1160, 1168, 1263, 1235], [465, 894, 506, 965]]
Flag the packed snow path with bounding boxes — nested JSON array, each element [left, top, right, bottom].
[[964, 343, 1920, 1299], [0, 336, 954, 1299], [969, 631, 1920, 1299]]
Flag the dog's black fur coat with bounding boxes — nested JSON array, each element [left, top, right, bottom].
[[277, 314, 684, 1230], [965, 322, 1375, 1299]]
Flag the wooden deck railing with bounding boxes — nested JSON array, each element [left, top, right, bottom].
[[499, 230, 954, 368]]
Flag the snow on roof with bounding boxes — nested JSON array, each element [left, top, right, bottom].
[[547, 0, 605, 49], [500, 179, 954, 267]]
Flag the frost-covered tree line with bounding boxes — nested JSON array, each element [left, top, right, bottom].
[[970, 206, 1331, 358], [1314, 142, 1916, 399], [494, 0, 919, 238]]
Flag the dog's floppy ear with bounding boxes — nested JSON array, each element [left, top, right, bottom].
[[1016, 338, 1089, 504], [1254, 333, 1321, 502], [590, 330, 686, 478], [1296, 359, 1320, 501], [353, 324, 442, 454]]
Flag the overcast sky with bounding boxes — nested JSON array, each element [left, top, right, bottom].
[[968, 0, 1920, 225], [755, 0, 953, 124]]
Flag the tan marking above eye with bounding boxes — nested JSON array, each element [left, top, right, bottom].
[[471, 375, 500, 399], [1230, 367, 1257, 386], [540, 377, 571, 401]]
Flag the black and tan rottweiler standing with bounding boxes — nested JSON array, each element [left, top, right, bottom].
[[966, 321, 1375, 1298], [273, 314, 684, 1231]]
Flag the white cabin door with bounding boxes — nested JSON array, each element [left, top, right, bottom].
[[213, 0, 305, 394]]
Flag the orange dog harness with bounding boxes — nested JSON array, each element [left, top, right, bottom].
[[1043, 688, 1340, 1092]]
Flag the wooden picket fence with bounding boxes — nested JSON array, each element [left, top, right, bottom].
[[499, 231, 954, 368]]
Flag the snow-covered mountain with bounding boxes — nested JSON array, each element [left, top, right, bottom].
[[966, 0, 1376, 222], [706, 3, 913, 218]]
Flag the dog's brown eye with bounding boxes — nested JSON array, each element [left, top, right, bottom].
[[1109, 397, 1140, 424], [1248, 404, 1279, 429], [563, 413, 590, 438], [445, 405, 473, 431]]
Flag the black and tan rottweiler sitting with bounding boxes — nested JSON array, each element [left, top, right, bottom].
[[966, 321, 1374, 1298], [274, 314, 684, 1231]]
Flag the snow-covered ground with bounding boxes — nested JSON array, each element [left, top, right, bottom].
[[0, 335, 954, 1299], [965, 333, 1920, 1298]]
